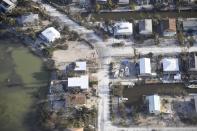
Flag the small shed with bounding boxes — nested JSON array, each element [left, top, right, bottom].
[[74, 61, 87, 71], [40, 27, 61, 43], [147, 94, 161, 114], [139, 19, 152, 35], [139, 58, 151, 75], [162, 58, 179, 72]]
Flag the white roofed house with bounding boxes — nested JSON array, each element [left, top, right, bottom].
[[139, 58, 151, 76], [40, 27, 61, 43], [147, 94, 161, 114], [182, 18, 197, 36], [0, 0, 16, 13], [162, 58, 179, 73], [162, 58, 181, 82], [113, 22, 133, 38], [139, 19, 152, 36], [68, 75, 89, 90]]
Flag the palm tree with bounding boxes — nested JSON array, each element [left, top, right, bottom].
[[177, 32, 185, 45], [95, 3, 101, 13]]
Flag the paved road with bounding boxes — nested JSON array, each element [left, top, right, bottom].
[[36, 1, 197, 131]]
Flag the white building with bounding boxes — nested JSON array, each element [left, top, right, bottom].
[[139, 58, 151, 75], [139, 19, 152, 35], [74, 61, 87, 71], [40, 27, 61, 43], [118, 0, 130, 4], [68, 75, 89, 90], [162, 58, 179, 72], [147, 94, 161, 114], [113, 22, 133, 37], [0, 0, 16, 12], [182, 18, 197, 35]]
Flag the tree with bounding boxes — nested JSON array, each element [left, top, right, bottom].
[[95, 3, 101, 13], [65, 6, 70, 15], [62, 26, 69, 35], [107, 0, 114, 10], [130, 2, 136, 10], [139, 13, 145, 19], [0, 15, 16, 26], [154, 33, 160, 45], [7, 18, 16, 26], [112, 84, 124, 97], [147, 52, 153, 58], [154, 3, 163, 10], [176, 0, 185, 12], [177, 32, 185, 45], [154, 14, 161, 24], [188, 37, 195, 47]]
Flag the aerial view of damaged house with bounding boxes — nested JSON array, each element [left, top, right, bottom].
[[0, 0, 197, 131]]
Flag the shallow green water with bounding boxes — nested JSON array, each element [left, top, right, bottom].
[[0, 38, 49, 131]]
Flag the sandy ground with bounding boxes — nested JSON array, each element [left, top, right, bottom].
[[52, 41, 98, 70]]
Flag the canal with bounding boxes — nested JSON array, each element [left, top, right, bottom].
[[123, 83, 197, 106], [82, 10, 197, 21], [0, 33, 50, 131]]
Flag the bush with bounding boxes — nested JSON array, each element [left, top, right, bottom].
[[130, 2, 136, 10], [90, 81, 98, 87], [112, 84, 124, 97], [55, 44, 68, 50], [68, 31, 79, 41], [67, 70, 75, 77], [61, 26, 69, 35], [188, 37, 195, 47], [177, 32, 185, 45], [42, 47, 55, 57], [112, 42, 124, 47]]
